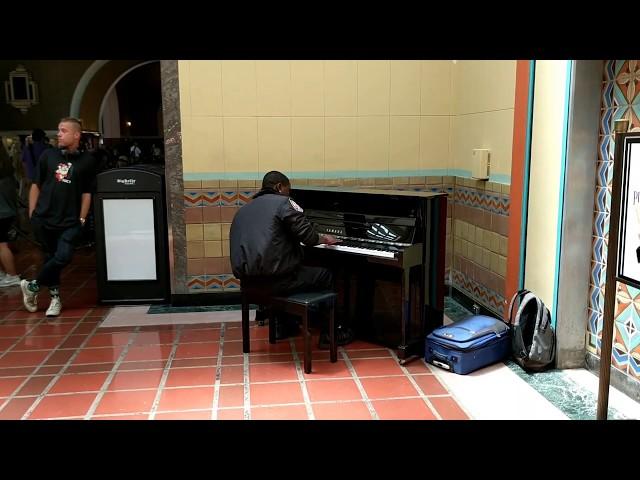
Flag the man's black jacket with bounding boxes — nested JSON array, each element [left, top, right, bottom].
[[230, 188, 320, 279]]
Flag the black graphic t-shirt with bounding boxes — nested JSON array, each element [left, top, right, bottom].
[[32, 148, 95, 228]]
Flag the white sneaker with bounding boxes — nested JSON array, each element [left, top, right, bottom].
[[0, 275, 21, 287], [20, 279, 38, 313], [46, 297, 62, 317], [0, 271, 6, 281]]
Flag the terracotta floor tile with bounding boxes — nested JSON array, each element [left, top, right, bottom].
[[218, 385, 245, 408], [73, 347, 124, 364], [250, 381, 304, 406], [429, 396, 469, 420], [173, 341, 219, 359], [43, 349, 76, 366], [250, 404, 308, 420], [13, 336, 66, 351], [164, 367, 216, 387], [0, 350, 50, 368], [371, 398, 437, 420], [219, 365, 244, 385], [108, 370, 164, 391], [49, 372, 110, 394], [180, 329, 220, 343], [29, 393, 98, 419], [301, 360, 351, 380], [66, 363, 115, 374], [216, 408, 244, 420], [312, 401, 373, 420], [124, 345, 173, 362], [14, 375, 55, 396], [157, 387, 214, 411], [345, 349, 392, 360], [132, 331, 178, 345], [249, 362, 299, 383], [359, 376, 419, 400], [170, 357, 217, 368], [84, 333, 134, 348], [118, 360, 167, 371], [155, 410, 213, 420], [404, 360, 433, 374], [0, 376, 26, 397], [412, 374, 448, 396], [92, 414, 149, 420], [94, 389, 158, 415], [305, 379, 363, 403], [350, 358, 404, 377], [0, 397, 38, 419]]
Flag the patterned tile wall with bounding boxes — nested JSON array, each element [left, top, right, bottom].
[[182, 175, 510, 317], [589, 60, 640, 384]]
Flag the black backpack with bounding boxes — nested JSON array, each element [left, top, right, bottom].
[[507, 289, 556, 371]]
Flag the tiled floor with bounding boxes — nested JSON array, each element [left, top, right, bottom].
[[0, 241, 468, 420]]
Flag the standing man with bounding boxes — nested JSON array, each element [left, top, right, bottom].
[[20, 117, 95, 317]]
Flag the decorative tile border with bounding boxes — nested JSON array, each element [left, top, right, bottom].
[[451, 269, 505, 317], [454, 187, 510, 216]]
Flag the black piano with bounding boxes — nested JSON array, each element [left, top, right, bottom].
[[291, 186, 447, 363]]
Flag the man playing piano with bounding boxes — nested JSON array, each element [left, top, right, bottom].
[[230, 171, 354, 345]]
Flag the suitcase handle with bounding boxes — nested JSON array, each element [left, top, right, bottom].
[[431, 351, 452, 371]]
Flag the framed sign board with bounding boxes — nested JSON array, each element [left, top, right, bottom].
[[617, 135, 640, 289]]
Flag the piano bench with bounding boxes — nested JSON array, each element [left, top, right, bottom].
[[241, 288, 338, 374]]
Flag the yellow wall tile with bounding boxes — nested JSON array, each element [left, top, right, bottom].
[[187, 241, 204, 259], [189, 117, 224, 173], [221, 60, 257, 116], [202, 180, 220, 188], [292, 117, 324, 172], [421, 61, 452, 115], [390, 116, 420, 171], [186, 224, 203, 241], [222, 240, 230, 257], [499, 235, 508, 256], [178, 60, 191, 118], [498, 255, 507, 277], [324, 61, 357, 116], [357, 60, 390, 115], [450, 113, 483, 172], [223, 117, 258, 173], [203, 223, 222, 241], [189, 60, 223, 116], [291, 61, 324, 116], [358, 116, 389, 172], [180, 116, 194, 172], [238, 180, 256, 188], [221, 223, 231, 240], [325, 117, 357, 172], [482, 109, 514, 177], [219, 180, 237, 188], [183, 180, 201, 189], [258, 117, 292, 174], [204, 240, 222, 258], [390, 61, 421, 115], [419, 116, 450, 170], [256, 60, 291, 116]]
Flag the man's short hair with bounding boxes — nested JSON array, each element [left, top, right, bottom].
[[59, 117, 83, 132], [32, 128, 45, 142], [262, 171, 290, 190]]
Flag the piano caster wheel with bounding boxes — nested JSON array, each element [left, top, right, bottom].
[[398, 355, 418, 366], [256, 320, 265, 326]]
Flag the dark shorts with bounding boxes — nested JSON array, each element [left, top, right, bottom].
[[0, 216, 15, 243]]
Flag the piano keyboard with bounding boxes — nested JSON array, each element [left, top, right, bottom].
[[313, 243, 396, 259]]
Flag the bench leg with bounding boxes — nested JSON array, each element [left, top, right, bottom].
[[329, 300, 337, 363], [242, 293, 250, 354], [269, 311, 277, 344], [303, 309, 311, 374]]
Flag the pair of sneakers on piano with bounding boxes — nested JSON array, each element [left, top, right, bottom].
[[255, 307, 354, 347]]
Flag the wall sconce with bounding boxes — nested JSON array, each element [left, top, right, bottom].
[[4, 64, 39, 114]]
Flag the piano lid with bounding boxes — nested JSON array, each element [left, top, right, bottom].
[[292, 185, 445, 199]]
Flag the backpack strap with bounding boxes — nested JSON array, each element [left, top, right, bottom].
[[507, 289, 530, 326]]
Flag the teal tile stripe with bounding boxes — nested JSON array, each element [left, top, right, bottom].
[[184, 170, 511, 184]]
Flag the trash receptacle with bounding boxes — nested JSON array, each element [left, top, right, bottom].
[[94, 165, 169, 303]]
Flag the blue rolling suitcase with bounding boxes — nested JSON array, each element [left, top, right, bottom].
[[425, 315, 511, 374]]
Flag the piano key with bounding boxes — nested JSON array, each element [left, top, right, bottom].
[[313, 243, 396, 259]]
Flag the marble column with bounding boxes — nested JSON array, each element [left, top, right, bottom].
[[160, 60, 187, 295]]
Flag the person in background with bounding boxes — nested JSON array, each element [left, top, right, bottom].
[[21, 128, 49, 182], [20, 118, 95, 317], [0, 138, 21, 287]]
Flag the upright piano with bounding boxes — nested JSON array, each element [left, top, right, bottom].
[[291, 186, 447, 363]]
